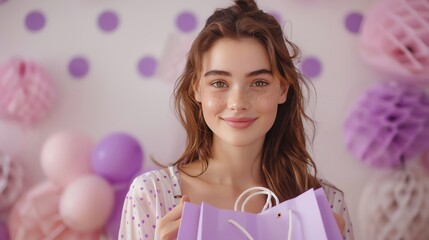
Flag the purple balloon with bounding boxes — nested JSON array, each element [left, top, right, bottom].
[[105, 186, 128, 239], [0, 220, 9, 240], [92, 133, 143, 183]]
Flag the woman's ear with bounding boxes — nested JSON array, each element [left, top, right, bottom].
[[278, 85, 289, 104]]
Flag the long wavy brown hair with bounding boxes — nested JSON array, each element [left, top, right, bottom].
[[172, 0, 321, 201]]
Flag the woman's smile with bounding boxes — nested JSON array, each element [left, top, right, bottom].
[[221, 117, 257, 129]]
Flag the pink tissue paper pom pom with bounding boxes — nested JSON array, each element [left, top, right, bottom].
[[0, 151, 24, 211], [0, 58, 56, 126], [359, 0, 429, 83], [344, 81, 429, 169], [7, 181, 101, 240]]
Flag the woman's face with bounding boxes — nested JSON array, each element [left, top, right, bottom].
[[195, 37, 288, 147]]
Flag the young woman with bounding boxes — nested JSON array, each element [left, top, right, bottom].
[[119, 0, 354, 239]]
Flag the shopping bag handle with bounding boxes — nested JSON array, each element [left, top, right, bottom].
[[234, 186, 280, 212], [227, 209, 294, 240]]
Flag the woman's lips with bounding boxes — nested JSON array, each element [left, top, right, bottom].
[[222, 117, 257, 129]]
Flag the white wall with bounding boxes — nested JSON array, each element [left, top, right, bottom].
[[0, 0, 383, 238]]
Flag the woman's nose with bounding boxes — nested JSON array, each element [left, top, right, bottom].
[[227, 88, 249, 111]]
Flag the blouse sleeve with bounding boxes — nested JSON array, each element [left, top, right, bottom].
[[118, 174, 158, 240], [118, 169, 179, 240], [321, 180, 355, 240]]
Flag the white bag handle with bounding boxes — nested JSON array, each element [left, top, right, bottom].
[[234, 186, 280, 212], [228, 186, 293, 240]]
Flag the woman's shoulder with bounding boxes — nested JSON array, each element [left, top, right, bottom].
[[318, 178, 344, 198], [127, 166, 181, 197]]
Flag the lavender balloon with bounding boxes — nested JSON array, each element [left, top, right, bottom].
[[0, 220, 9, 240], [92, 133, 143, 183], [344, 81, 429, 169], [105, 186, 128, 240]]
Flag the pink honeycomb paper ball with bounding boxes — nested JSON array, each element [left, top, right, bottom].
[[7, 181, 101, 240], [344, 81, 429, 168], [0, 58, 56, 126], [360, 0, 429, 83]]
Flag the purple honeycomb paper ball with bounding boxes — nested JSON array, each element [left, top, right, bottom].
[[344, 81, 429, 169]]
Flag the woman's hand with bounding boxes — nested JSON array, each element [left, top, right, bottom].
[[333, 212, 345, 236], [157, 195, 190, 240]]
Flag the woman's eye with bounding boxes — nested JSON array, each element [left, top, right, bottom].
[[211, 81, 228, 88], [252, 80, 268, 87]]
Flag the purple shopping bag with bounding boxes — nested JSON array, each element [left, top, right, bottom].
[[177, 188, 342, 240]]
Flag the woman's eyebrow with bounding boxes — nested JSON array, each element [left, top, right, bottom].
[[203, 69, 272, 77], [246, 69, 272, 77], [204, 70, 231, 77]]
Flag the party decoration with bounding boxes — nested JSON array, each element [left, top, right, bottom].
[[176, 11, 197, 33], [0, 219, 9, 240], [8, 181, 100, 240], [138, 56, 157, 78], [155, 32, 195, 84], [25, 11, 46, 32], [104, 185, 129, 240], [360, 0, 429, 83], [344, 81, 429, 168], [0, 151, 24, 211], [41, 130, 94, 187], [0, 58, 56, 126], [68, 56, 90, 79], [59, 175, 114, 232], [98, 10, 120, 32], [358, 164, 429, 240], [420, 151, 429, 175], [92, 132, 143, 183], [300, 56, 322, 79]]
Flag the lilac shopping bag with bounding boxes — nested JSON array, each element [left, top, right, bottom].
[[177, 187, 342, 240]]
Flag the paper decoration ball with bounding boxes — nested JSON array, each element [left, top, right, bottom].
[[344, 81, 429, 168], [7, 181, 100, 240], [0, 151, 24, 211], [0, 58, 56, 126], [360, 0, 429, 83], [359, 164, 429, 240]]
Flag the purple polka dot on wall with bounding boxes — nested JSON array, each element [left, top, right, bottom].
[[25, 11, 45, 32], [300, 56, 322, 79], [268, 11, 282, 25], [176, 11, 197, 32], [0, 0, 7, 4], [68, 57, 89, 79], [98, 10, 119, 32], [138, 56, 157, 78], [345, 11, 363, 34]]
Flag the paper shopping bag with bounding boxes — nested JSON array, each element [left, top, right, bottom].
[[177, 188, 343, 240]]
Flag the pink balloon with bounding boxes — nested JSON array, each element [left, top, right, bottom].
[[8, 181, 100, 240], [60, 175, 114, 232], [40, 130, 94, 187]]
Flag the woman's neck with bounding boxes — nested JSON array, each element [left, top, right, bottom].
[[202, 136, 265, 187]]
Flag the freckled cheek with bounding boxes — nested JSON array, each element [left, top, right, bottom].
[[201, 94, 225, 114], [255, 97, 280, 114]]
